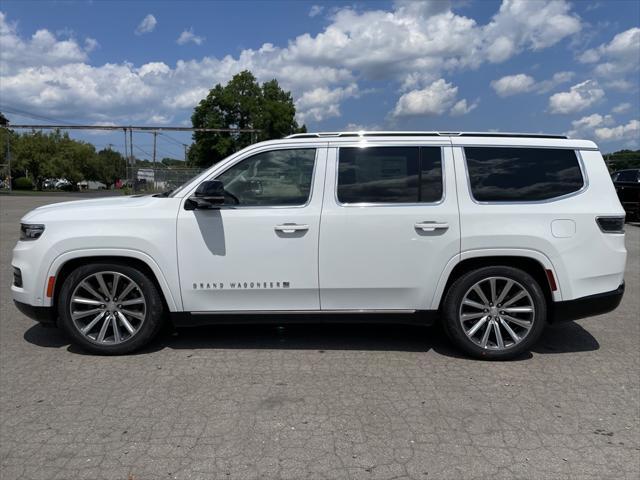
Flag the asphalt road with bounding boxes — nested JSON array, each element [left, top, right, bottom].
[[1, 194, 638, 480]]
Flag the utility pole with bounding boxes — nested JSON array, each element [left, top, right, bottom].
[[183, 144, 188, 162], [129, 127, 135, 192], [4, 131, 11, 193], [123, 128, 128, 189], [152, 131, 157, 191]]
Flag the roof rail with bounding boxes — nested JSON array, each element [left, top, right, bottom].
[[286, 131, 567, 139]]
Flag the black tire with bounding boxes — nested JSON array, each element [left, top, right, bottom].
[[57, 262, 164, 355], [442, 266, 547, 360]]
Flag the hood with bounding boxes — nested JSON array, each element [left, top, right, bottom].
[[21, 195, 158, 222]]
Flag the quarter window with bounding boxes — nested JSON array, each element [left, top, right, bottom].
[[215, 149, 316, 206], [337, 146, 443, 204], [464, 147, 584, 202]]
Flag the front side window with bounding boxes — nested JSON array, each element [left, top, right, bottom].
[[464, 147, 584, 202], [216, 148, 316, 206], [337, 146, 443, 204]]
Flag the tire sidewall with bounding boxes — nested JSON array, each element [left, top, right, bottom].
[[443, 266, 547, 360], [58, 262, 164, 355]]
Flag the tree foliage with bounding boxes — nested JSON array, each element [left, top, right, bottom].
[[0, 128, 127, 189], [604, 149, 640, 171], [188, 71, 306, 168]]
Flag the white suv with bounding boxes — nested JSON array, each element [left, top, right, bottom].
[[11, 132, 627, 359]]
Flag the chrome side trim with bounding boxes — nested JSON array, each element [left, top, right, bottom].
[[460, 147, 590, 205], [192, 309, 417, 315]]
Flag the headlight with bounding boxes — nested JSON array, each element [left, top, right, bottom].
[[20, 223, 45, 241]]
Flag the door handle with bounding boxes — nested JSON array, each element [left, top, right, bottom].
[[274, 224, 309, 233], [414, 221, 449, 232]]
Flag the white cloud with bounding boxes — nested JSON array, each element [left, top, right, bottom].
[[612, 102, 632, 114], [135, 14, 157, 35], [177, 28, 204, 45], [392, 79, 474, 117], [491, 74, 536, 97], [491, 71, 574, 97], [548, 80, 604, 114], [565, 113, 614, 138], [450, 98, 478, 116], [0, 2, 585, 126], [309, 5, 324, 18], [595, 119, 640, 142], [579, 27, 640, 81]]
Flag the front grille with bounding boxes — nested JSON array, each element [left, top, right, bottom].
[[13, 267, 23, 288]]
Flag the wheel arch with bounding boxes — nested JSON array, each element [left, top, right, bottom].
[[432, 251, 560, 311], [47, 250, 179, 312]]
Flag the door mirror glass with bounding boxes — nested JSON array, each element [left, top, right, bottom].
[[189, 180, 226, 209]]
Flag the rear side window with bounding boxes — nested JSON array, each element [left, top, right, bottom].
[[337, 146, 443, 204], [464, 147, 584, 202]]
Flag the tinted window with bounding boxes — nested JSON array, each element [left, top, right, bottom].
[[464, 147, 584, 202], [616, 170, 639, 183], [216, 149, 316, 206], [337, 147, 443, 204]]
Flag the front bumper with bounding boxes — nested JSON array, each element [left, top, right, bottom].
[[13, 301, 57, 326], [551, 282, 625, 323]]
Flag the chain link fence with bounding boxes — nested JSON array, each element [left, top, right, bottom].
[[127, 166, 203, 193]]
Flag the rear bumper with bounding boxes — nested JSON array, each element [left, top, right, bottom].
[[13, 301, 57, 326], [551, 282, 625, 323]]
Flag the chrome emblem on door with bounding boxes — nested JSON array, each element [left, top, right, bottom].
[[193, 281, 291, 290]]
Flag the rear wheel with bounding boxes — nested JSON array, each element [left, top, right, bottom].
[[442, 266, 547, 360], [58, 262, 164, 354]]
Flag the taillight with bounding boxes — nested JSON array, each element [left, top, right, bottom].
[[596, 216, 625, 233]]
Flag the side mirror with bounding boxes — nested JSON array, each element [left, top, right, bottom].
[[187, 180, 226, 209]]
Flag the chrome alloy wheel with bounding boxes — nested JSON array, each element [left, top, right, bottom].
[[69, 271, 146, 345], [459, 276, 535, 350]]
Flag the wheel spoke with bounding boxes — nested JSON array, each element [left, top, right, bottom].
[[116, 311, 135, 334], [495, 280, 513, 305], [111, 315, 121, 343], [72, 308, 103, 320], [472, 284, 490, 305], [502, 290, 527, 308], [489, 278, 497, 303], [72, 296, 102, 306], [461, 311, 486, 321], [80, 282, 103, 301], [467, 315, 488, 336], [121, 309, 145, 320], [81, 311, 105, 334], [111, 273, 121, 298], [463, 299, 486, 310], [503, 306, 533, 313], [493, 321, 504, 349], [96, 273, 111, 298], [499, 317, 520, 343], [119, 298, 144, 307], [500, 313, 532, 329], [97, 315, 111, 342], [480, 321, 492, 348], [118, 281, 136, 301]]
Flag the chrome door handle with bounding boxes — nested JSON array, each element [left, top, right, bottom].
[[274, 224, 309, 233], [414, 221, 449, 232]]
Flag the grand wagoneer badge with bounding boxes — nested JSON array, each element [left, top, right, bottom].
[[192, 281, 290, 290]]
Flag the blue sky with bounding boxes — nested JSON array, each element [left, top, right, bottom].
[[0, 0, 638, 160]]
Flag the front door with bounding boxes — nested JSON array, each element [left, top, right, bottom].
[[177, 146, 326, 312], [319, 144, 460, 310]]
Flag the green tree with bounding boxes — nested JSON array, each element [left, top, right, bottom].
[[188, 71, 306, 168], [604, 149, 640, 171], [86, 148, 125, 189]]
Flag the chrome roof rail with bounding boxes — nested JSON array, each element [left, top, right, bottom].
[[285, 131, 567, 139]]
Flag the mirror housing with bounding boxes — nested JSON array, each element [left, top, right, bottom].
[[187, 180, 226, 209]]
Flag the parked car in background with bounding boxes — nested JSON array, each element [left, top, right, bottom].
[[611, 169, 640, 221], [12, 132, 627, 360]]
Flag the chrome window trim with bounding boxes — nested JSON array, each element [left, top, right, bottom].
[[195, 146, 321, 210], [454, 143, 599, 151], [333, 145, 447, 208], [460, 147, 589, 205]]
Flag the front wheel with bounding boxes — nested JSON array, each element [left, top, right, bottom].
[[442, 266, 547, 360], [58, 262, 164, 355]]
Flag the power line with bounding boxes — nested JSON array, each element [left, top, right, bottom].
[[3, 124, 259, 133], [0, 106, 80, 126]]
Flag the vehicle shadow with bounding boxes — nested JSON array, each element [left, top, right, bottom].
[[23, 318, 599, 360]]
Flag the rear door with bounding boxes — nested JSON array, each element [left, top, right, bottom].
[[318, 142, 460, 310]]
